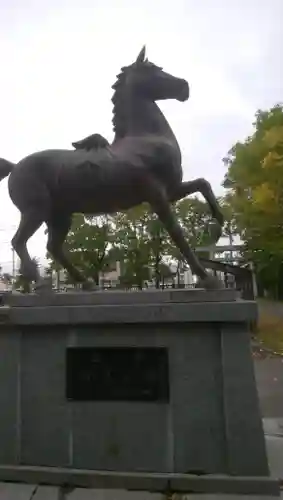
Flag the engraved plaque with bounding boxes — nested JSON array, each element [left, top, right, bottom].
[[66, 347, 169, 402]]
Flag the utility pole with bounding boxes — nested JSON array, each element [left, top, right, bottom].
[[12, 247, 15, 279], [228, 223, 233, 262]]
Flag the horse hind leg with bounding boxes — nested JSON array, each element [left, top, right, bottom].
[[46, 214, 88, 286], [12, 210, 45, 283]]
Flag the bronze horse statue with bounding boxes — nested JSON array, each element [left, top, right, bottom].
[[0, 46, 224, 289]]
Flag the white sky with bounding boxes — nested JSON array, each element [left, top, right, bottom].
[[0, 0, 282, 272]]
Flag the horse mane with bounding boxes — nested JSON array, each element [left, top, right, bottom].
[[111, 60, 162, 138], [111, 67, 128, 138]]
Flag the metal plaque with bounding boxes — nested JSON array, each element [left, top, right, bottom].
[[66, 347, 169, 402]]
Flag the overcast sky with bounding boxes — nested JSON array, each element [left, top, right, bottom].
[[0, 0, 282, 272]]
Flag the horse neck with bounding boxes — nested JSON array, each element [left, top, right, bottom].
[[113, 93, 179, 147]]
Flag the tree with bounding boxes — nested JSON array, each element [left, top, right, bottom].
[[114, 206, 152, 289], [47, 214, 116, 285], [146, 212, 170, 288], [114, 198, 214, 288], [175, 197, 213, 248], [223, 103, 283, 298], [170, 197, 215, 283]]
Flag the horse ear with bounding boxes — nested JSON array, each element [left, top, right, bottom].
[[136, 46, 146, 64]]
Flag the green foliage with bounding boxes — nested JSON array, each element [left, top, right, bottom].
[[175, 198, 212, 248], [58, 214, 115, 284], [114, 198, 213, 288], [223, 103, 283, 298], [114, 205, 153, 289]]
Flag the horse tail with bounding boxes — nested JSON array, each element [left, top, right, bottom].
[[0, 158, 14, 181]]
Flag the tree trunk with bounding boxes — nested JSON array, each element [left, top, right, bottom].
[[93, 271, 100, 286], [154, 252, 161, 289]]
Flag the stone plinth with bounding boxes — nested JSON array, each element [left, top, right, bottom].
[[0, 288, 279, 496]]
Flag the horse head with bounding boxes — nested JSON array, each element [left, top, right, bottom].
[[113, 46, 189, 103], [112, 46, 189, 138]]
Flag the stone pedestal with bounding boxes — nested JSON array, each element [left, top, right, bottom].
[[0, 289, 279, 496]]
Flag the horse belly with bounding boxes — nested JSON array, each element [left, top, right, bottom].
[[58, 170, 145, 214], [81, 189, 145, 213]]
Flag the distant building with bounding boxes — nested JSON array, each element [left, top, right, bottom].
[[0, 280, 10, 291]]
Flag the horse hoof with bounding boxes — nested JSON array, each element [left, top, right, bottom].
[[196, 275, 224, 290]]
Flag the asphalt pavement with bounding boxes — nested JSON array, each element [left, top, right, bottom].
[[254, 356, 283, 418]]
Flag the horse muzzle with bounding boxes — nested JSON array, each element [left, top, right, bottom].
[[177, 80, 189, 102]]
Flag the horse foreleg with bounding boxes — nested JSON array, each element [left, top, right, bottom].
[[12, 210, 44, 283], [147, 177, 223, 289], [169, 178, 224, 241], [46, 215, 89, 286]]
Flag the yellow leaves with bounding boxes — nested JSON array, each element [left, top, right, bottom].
[[253, 183, 275, 207], [261, 129, 283, 195], [262, 151, 283, 170], [223, 105, 283, 298], [263, 126, 283, 150], [252, 182, 281, 224], [262, 126, 283, 173]]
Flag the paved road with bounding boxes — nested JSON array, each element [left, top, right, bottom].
[[254, 357, 283, 417], [258, 298, 283, 319], [252, 353, 283, 481], [254, 298, 283, 417]]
